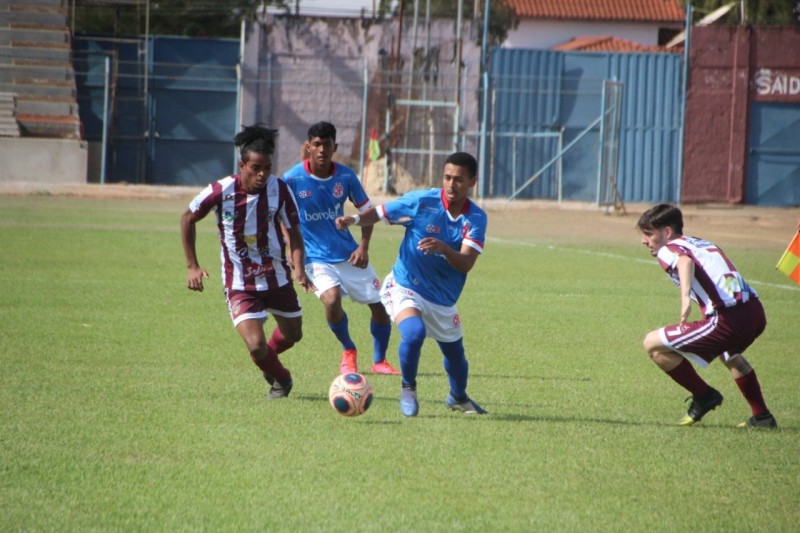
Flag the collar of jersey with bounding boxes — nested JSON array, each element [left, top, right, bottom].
[[303, 159, 336, 178], [440, 188, 471, 216]]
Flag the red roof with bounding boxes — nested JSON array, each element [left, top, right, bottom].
[[507, 0, 685, 22], [552, 35, 682, 53]]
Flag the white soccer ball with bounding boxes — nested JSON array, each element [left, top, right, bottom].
[[328, 373, 373, 417]]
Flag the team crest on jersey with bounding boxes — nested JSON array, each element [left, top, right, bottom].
[[333, 183, 344, 198], [461, 223, 471, 239], [426, 224, 441, 234]]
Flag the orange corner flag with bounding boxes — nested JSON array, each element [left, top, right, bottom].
[[776, 230, 800, 286]]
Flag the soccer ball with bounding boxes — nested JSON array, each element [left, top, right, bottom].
[[328, 373, 373, 417]]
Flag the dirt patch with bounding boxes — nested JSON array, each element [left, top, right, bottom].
[[2, 182, 798, 249]]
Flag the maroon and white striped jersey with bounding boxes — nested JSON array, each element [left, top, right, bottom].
[[656, 236, 758, 316], [188, 174, 300, 291]]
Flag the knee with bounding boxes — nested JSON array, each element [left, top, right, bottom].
[[284, 328, 303, 345], [398, 316, 426, 346]]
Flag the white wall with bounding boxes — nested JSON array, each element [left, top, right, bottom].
[[504, 20, 677, 49]]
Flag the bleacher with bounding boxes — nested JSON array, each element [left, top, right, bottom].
[[0, 0, 81, 140]]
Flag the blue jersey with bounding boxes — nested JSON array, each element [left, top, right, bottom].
[[378, 188, 487, 306], [282, 160, 372, 265]]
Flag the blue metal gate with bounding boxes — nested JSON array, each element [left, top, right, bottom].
[[746, 102, 800, 206]]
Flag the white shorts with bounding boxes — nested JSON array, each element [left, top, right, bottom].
[[305, 261, 382, 304], [379, 273, 463, 343]]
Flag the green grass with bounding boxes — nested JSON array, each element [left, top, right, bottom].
[[1, 195, 799, 531]]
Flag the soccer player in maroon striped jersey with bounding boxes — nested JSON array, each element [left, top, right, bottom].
[[637, 204, 777, 428], [181, 125, 316, 399]]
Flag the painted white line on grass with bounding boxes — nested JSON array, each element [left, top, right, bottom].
[[488, 236, 800, 292]]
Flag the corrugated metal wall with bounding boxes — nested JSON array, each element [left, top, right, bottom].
[[490, 48, 683, 203], [75, 35, 239, 185]]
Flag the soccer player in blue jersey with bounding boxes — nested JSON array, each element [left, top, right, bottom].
[[282, 122, 400, 376], [336, 151, 488, 417]]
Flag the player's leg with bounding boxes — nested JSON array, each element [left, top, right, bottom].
[[723, 354, 777, 428], [337, 261, 398, 374], [236, 318, 293, 398], [643, 325, 722, 425], [395, 308, 425, 416], [368, 302, 398, 374], [311, 263, 358, 373]]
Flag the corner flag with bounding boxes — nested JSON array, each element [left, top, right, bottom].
[[776, 230, 800, 285], [368, 128, 380, 162]]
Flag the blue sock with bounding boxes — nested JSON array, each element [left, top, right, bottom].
[[397, 316, 426, 388], [328, 313, 356, 351], [438, 338, 469, 400], [370, 321, 392, 364]]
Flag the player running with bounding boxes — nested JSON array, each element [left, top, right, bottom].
[[637, 204, 777, 428], [336, 151, 488, 417], [181, 125, 314, 399], [282, 121, 399, 376]]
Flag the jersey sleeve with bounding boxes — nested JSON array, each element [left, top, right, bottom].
[[463, 210, 487, 254], [188, 182, 220, 219], [658, 243, 685, 270], [278, 178, 301, 229], [347, 172, 372, 211], [378, 189, 424, 225]]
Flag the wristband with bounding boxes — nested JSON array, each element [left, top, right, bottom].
[[351, 214, 361, 225]]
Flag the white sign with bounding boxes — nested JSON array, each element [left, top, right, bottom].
[[753, 68, 800, 100]]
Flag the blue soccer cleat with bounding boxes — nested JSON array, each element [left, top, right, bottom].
[[400, 385, 419, 417], [445, 393, 487, 414]]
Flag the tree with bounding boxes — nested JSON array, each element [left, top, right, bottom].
[[73, 0, 289, 38], [688, 0, 800, 24]]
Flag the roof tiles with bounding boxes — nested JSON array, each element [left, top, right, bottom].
[[507, 0, 685, 22]]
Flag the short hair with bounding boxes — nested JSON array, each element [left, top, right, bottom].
[[234, 124, 278, 161], [637, 203, 683, 234], [307, 121, 337, 141], [445, 151, 478, 178]]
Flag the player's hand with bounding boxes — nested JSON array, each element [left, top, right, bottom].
[[679, 296, 691, 326], [335, 216, 356, 230], [417, 237, 445, 255], [296, 271, 317, 293], [348, 247, 369, 269], [187, 266, 209, 292]]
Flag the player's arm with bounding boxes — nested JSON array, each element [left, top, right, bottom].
[[180, 209, 210, 292], [417, 238, 479, 273], [286, 223, 316, 292], [336, 206, 380, 229], [676, 254, 694, 325]]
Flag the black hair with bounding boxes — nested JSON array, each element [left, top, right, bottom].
[[234, 124, 278, 161], [637, 203, 684, 234], [307, 121, 337, 141], [445, 151, 478, 178]]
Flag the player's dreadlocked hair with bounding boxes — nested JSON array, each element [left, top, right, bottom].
[[234, 124, 278, 161]]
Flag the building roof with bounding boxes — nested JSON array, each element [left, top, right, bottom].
[[507, 0, 685, 22], [551, 35, 681, 53]]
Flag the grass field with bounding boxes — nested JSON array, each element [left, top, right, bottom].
[[1, 192, 799, 531]]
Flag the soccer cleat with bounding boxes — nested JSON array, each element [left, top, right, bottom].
[[678, 387, 723, 426], [400, 385, 419, 417], [339, 349, 358, 375], [445, 393, 488, 414], [737, 413, 778, 429], [370, 360, 401, 375], [268, 378, 293, 399]]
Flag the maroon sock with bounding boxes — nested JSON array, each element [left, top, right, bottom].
[[267, 327, 294, 355], [250, 346, 291, 383], [665, 358, 711, 397], [735, 371, 768, 417]]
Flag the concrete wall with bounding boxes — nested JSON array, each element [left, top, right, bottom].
[[682, 25, 800, 204], [0, 138, 87, 184]]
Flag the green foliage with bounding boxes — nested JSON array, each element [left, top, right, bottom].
[[1, 196, 798, 531], [688, 0, 800, 24], [73, 0, 290, 38]]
